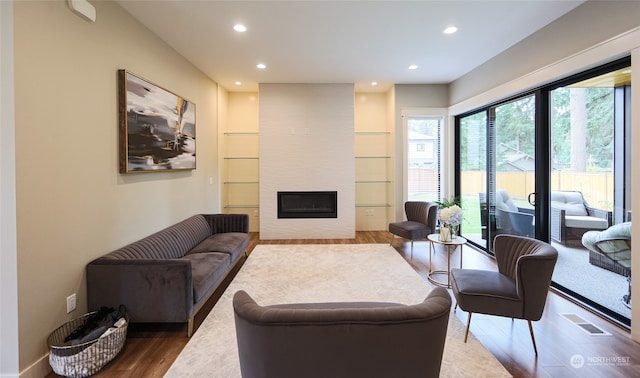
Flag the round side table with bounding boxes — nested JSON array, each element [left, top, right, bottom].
[[427, 233, 467, 288]]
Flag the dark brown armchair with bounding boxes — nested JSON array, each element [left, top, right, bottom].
[[389, 201, 438, 257], [233, 288, 452, 378], [450, 235, 558, 355]]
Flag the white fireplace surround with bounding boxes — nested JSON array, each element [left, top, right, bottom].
[[259, 84, 355, 239]]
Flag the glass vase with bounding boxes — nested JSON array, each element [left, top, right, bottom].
[[440, 226, 451, 242], [451, 224, 459, 239]]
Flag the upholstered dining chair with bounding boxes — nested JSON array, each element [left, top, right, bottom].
[[450, 234, 558, 355], [233, 288, 452, 378], [389, 201, 438, 257]]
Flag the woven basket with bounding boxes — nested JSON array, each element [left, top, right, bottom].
[[47, 312, 128, 378]]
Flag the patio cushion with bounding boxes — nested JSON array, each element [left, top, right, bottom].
[[582, 222, 631, 269], [496, 190, 519, 212], [551, 191, 588, 216], [565, 215, 608, 229]]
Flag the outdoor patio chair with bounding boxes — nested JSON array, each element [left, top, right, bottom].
[[582, 222, 632, 308], [495, 189, 535, 238], [479, 190, 534, 240], [551, 190, 611, 247]]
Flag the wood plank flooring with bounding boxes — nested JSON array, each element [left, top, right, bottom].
[[47, 232, 639, 377]]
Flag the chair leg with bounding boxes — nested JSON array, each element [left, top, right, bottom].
[[622, 275, 631, 308], [527, 320, 538, 356], [464, 312, 472, 343], [410, 240, 414, 258]]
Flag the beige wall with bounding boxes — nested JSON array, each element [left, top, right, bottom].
[[450, 0, 640, 105], [1, 0, 19, 374], [14, 1, 218, 373]]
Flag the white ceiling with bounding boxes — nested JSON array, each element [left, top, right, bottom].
[[116, 0, 585, 92]]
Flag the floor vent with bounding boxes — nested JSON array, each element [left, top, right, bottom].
[[562, 313, 610, 336]]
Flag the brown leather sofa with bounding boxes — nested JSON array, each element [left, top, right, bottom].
[[87, 214, 249, 335], [232, 288, 452, 378]]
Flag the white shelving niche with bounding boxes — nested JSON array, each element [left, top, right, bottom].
[[355, 132, 393, 230], [221, 93, 260, 232]]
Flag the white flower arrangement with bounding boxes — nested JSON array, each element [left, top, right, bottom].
[[438, 205, 463, 226]]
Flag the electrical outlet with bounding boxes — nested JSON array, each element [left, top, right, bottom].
[[66, 293, 76, 313]]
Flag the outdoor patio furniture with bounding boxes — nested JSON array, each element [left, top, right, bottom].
[[495, 189, 535, 238], [582, 222, 632, 308], [479, 190, 534, 240], [550, 190, 611, 247]]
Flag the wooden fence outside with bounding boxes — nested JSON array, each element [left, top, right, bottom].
[[461, 171, 614, 210]]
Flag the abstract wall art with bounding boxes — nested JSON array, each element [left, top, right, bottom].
[[118, 70, 196, 173]]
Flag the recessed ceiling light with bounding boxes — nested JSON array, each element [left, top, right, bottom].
[[233, 24, 247, 32], [235, 81, 242, 86], [371, 82, 378, 86], [408, 64, 418, 70], [256, 63, 266, 69], [443, 26, 458, 34]]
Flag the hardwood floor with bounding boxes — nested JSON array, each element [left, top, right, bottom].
[[48, 232, 639, 377]]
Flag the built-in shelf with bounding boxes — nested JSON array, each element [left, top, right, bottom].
[[354, 122, 393, 231], [224, 205, 259, 209], [355, 203, 391, 208], [224, 132, 259, 136]]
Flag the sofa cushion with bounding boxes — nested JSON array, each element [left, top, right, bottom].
[[551, 191, 588, 216], [188, 232, 249, 262], [565, 215, 608, 229], [182, 252, 231, 304]]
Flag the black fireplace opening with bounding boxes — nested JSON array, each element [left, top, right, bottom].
[[278, 191, 338, 219]]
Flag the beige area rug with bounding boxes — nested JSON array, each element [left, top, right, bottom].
[[165, 244, 511, 377]]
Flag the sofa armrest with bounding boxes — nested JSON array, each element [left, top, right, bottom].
[[87, 258, 193, 323], [517, 207, 534, 215], [550, 207, 565, 241], [202, 213, 249, 234], [585, 205, 612, 225]]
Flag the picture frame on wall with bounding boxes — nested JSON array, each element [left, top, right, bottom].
[[118, 70, 196, 173]]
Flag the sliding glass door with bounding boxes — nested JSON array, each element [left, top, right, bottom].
[[459, 112, 487, 248], [456, 57, 632, 326], [460, 95, 536, 252], [549, 66, 631, 324]]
